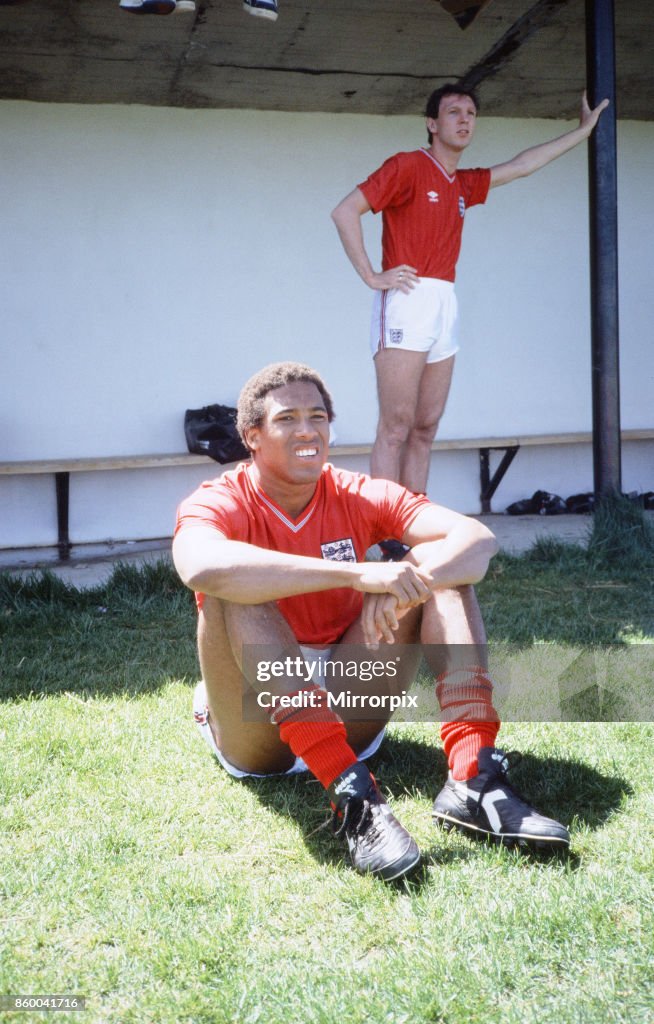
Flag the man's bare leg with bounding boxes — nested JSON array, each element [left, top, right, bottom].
[[394, 557, 497, 778], [198, 596, 423, 774], [328, 599, 424, 749], [198, 597, 301, 774], [401, 356, 455, 494], [419, 587, 570, 850], [371, 349, 428, 485], [198, 595, 423, 879], [418, 581, 487, 664]]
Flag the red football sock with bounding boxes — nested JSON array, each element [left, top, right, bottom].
[[270, 686, 357, 790], [436, 666, 501, 780]]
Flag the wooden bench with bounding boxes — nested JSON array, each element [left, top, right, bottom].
[[336, 430, 653, 513], [1, 429, 653, 560]]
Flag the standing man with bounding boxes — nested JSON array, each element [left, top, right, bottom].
[[331, 86, 609, 498], [173, 361, 570, 883]]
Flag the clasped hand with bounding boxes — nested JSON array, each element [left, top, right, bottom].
[[355, 561, 432, 647]]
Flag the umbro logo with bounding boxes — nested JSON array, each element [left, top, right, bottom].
[[427, 190, 439, 203]]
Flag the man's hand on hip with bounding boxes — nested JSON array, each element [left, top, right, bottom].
[[370, 264, 419, 294]]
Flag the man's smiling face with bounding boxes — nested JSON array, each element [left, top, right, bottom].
[[244, 380, 330, 490]]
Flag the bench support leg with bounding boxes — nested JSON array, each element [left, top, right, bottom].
[[479, 446, 519, 514], [55, 472, 72, 561]]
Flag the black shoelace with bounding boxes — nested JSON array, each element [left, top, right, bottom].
[[331, 796, 381, 848], [475, 750, 524, 807]]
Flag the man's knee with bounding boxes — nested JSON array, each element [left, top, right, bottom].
[[411, 391, 449, 440], [425, 583, 477, 616], [440, 583, 476, 605], [376, 412, 414, 448], [408, 418, 441, 447], [223, 599, 287, 635], [201, 597, 289, 642], [199, 598, 290, 684]]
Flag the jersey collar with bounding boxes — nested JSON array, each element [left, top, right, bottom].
[[247, 463, 322, 533], [419, 148, 456, 184]]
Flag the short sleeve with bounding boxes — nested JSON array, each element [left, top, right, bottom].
[[174, 479, 245, 540], [355, 475, 432, 541], [458, 167, 491, 208], [358, 153, 415, 214]]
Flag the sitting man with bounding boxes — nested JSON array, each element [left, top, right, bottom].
[[173, 361, 569, 881]]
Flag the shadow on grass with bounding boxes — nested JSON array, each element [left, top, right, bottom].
[[238, 732, 631, 880]]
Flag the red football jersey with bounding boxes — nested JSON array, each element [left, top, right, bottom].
[[358, 150, 491, 282], [175, 462, 430, 645]]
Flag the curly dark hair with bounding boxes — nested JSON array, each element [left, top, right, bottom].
[[424, 83, 480, 144], [236, 362, 335, 448]]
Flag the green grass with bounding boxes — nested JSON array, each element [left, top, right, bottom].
[[1, 533, 653, 1024]]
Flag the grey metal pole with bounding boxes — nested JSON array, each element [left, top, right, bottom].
[[586, 0, 621, 495]]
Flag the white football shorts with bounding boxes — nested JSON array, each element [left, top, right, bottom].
[[370, 276, 459, 364]]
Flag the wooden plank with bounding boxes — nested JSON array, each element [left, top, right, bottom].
[[0, 453, 214, 475], [434, 429, 654, 450], [0, 429, 652, 476]]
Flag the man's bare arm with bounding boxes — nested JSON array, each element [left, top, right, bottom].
[[331, 187, 419, 294], [402, 505, 499, 588], [360, 506, 498, 646], [172, 525, 431, 606], [489, 92, 609, 189]]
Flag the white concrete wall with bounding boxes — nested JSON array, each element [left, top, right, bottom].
[[1, 101, 652, 548]]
